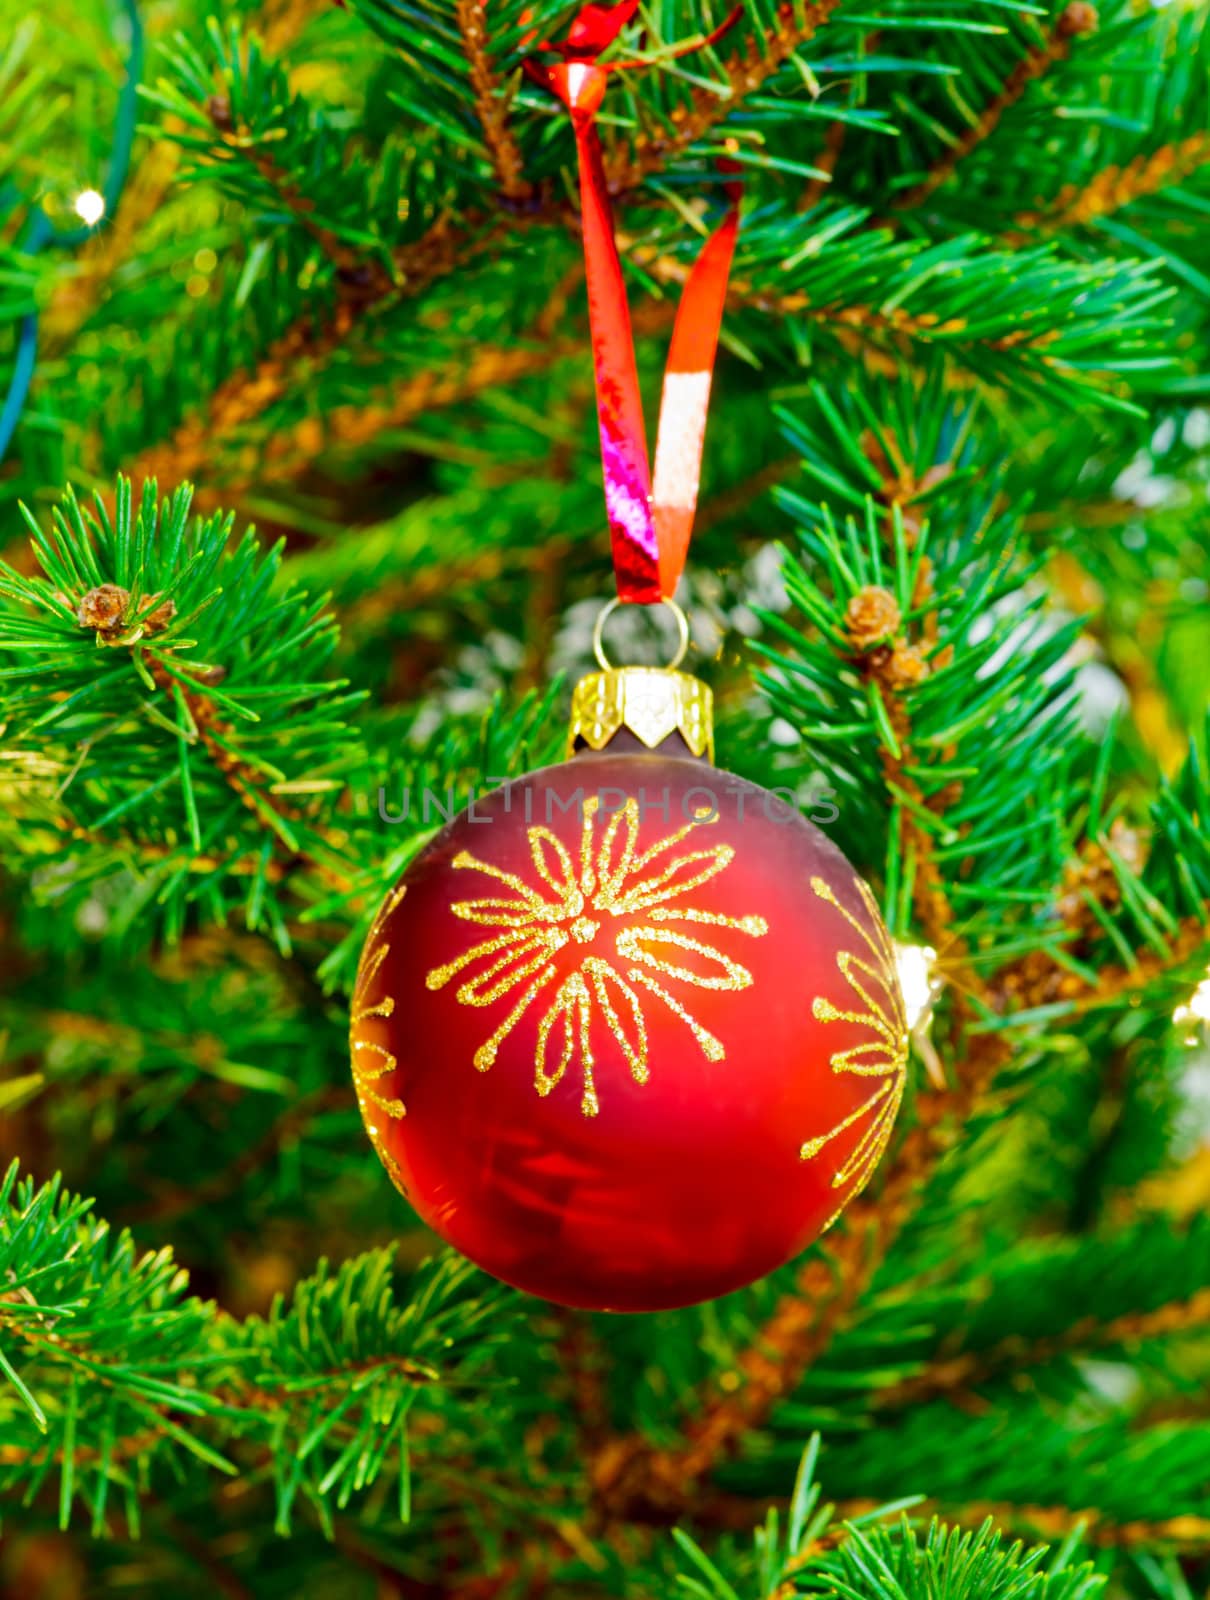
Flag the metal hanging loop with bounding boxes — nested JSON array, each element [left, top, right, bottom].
[[592, 596, 690, 674]]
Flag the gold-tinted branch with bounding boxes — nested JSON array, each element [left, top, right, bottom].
[[246, 336, 583, 489], [128, 213, 500, 506], [995, 910, 1210, 1018], [620, 236, 983, 361], [238, 290, 684, 494], [1015, 133, 1210, 234]]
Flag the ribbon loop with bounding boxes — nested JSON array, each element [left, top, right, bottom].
[[536, 5, 742, 603]]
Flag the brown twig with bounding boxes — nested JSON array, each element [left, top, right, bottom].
[[799, 116, 850, 212], [234, 291, 673, 495], [456, 0, 531, 201], [844, 578, 973, 984], [140, 653, 357, 897], [893, 4, 1099, 213], [148, 659, 293, 828]]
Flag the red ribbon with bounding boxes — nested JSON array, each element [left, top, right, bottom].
[[530, 5, 742, 603]]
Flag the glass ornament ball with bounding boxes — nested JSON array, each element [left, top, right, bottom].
[[351, 671, 908, 1312]]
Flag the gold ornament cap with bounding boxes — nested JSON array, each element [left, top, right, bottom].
[[568, 666, 714, 762]]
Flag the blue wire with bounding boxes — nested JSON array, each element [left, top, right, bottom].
[[0, 0, 144, 466], [0, 315, 39, 463]]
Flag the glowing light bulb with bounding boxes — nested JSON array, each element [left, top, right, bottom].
[[895, 941, 945, 1089], [896, 941, 939, 1032], [1174, 969, 1210, 1033], [74, 189, 105, 227]]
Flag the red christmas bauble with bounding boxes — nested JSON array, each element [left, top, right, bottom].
[[351, 684, 907, 1312]]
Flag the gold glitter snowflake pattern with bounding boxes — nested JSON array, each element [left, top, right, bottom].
[[799, 875, 908, 1224], [425, 798, 768, 1116], [351, 882, 408, 1188]]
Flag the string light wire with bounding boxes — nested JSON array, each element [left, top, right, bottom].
[[0, 0, 143, 464]]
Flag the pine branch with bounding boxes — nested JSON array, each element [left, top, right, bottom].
[[144, 656, 354, 893], [116, 6, 1174, 510], [128, 213, 498, 507], [674, 1465, 1107, 1600], [207, 100, 380, 279], [222, 294, 677, 497], [892, 3, 1100, 213], [626, 213, 1169, 410], [0, 1160, 515, 1533], [0, 479, 370, 949], [603, 0, 846, 194]]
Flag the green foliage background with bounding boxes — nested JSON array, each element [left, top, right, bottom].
[[0, 0, 1209, 1595]]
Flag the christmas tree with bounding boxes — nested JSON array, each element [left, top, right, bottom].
[[2, 0, 1210, 1594]]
